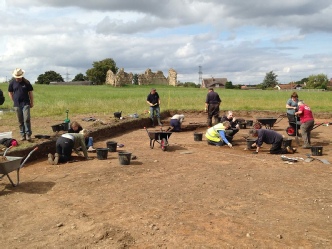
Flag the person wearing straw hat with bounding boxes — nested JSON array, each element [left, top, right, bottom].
[[8, 68, 34, 142]]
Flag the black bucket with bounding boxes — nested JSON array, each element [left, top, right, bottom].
[[311, 146, 323, 156], [282, 138, 292, 149], [51, 123, 63, 132], [194, 132, 203, 141], [62, 122, 69, 131], [106, 141, 117, 152], [246, 139, 256, 150], [246, 120, 253, 127], [96, 148, 109, 160], [118, 152, 132, 165], [114, 111, 122, 119]]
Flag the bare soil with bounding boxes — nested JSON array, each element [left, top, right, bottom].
[[1, 111, 332, 248]]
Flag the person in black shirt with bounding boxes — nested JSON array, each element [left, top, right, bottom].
[[204, 87, 221, 127], [8, 68, 34, 142], [68, 121, 95, 152], [146, 88, 161, 127], [219, 111, 239, 142], [249, 129, 296, 154]]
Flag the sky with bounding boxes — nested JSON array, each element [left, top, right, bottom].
[[1, 0, 332, 85]]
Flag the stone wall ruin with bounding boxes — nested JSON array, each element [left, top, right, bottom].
[[106, 68, 177, 86]]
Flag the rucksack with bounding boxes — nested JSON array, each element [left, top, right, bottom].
[[0, 138, 18, 147]]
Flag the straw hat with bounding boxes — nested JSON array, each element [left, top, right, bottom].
[[12, 68, 25, 78]]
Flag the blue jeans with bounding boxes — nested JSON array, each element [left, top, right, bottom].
[[14, 105, 32, 137], [149, 106, 160, 119], [86, 137, 93, 147]]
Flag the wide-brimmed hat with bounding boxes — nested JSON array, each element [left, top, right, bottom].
[[12, 68, 25, 78]]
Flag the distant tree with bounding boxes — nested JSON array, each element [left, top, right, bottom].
[[132, 74, 139, 85], [72, 73, 87, 82], [86, 58, 118, 85], [306, 74, 328, 89], [262, 71, 278, 89], [225, 81, 234, 89], [36, 71, 64, 84], [183, 82, 198, 88], [296, 77, 308, 85]]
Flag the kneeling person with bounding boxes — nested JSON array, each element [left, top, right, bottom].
[[48, 129, 91, 165], [169, 114, 185, 132], [205, 121, 233, 147], [219, 111, 240, 142], [249, 129, 296, 154]]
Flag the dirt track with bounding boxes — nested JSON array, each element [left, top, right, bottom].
[[1, 112, 332, 248]]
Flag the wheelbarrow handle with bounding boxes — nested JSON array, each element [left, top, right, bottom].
[[3, 146, 13, 157], [19, 147, 38, 169]]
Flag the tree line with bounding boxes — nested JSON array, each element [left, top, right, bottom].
[[9, 57, 329, 89]]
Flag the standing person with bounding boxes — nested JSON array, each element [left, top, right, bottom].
[[205, 87, 221, 127], [286, 92, 299, 132], [48, 129, 91, 165], [286, 92, 299, 117], [8, 68, 34, 142], [146, 88, 161, 127], [249, 129, 296, 154], [205, 121, 233, 147], [219, 111, 240, 142], [169, 114, 185, 132], [68, 121, 95, 152], [295, 100, 314, 149]]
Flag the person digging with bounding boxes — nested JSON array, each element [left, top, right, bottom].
[[249, 129, 296, 154]]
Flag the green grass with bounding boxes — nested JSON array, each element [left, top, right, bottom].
[[1, 83, 331, 118]]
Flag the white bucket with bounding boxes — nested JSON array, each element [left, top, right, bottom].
[[0, 131, 12, 140]]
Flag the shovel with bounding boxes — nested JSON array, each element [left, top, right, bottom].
[[306, 154, 330, 164], [295, 114, 300, 146]]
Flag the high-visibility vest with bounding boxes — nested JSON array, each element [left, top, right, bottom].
[[205, 123, 226, 142]]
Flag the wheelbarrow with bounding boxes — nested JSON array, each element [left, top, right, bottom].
[[0, 146, 38, 187], [144, 127, 172, 151], [256, 114, 285, 129]]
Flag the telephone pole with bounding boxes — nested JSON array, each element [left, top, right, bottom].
[[198, 65, 203, 85]]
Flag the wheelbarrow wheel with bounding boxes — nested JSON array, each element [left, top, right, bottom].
[[286, 126, 295, 136], [161, 138, 168, 151]]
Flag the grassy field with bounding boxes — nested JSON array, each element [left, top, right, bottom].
[[0, 83, 331, 118]]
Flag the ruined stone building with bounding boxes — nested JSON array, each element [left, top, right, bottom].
[[106, 68, 177, 86]]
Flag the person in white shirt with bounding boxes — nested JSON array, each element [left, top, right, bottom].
[[169, 114, 185, 132]]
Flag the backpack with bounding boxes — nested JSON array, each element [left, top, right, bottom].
[[0, 89, 4, 105], [0, 138, 18, 147]]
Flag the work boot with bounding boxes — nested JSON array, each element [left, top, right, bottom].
[[48, 153, 54, 165], [150, 118, 155, 128], [157, 118, 162, 126], [20, 135, 26, 141], [286, 146, 294, 154], [53, 153, 59, 165], [26, 135, 32, 142]]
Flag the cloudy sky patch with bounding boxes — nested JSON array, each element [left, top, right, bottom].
[[1, 0, 332, 84]]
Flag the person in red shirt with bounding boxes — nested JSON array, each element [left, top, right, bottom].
[[295, 100, 314, 148]]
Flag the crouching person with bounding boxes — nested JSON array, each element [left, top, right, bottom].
[[249, 129, 296, 154], [169, 114, 185, 132], [205, 121, 233, 148], [48, 129, 90, 165], [219, 111, 240, 142]]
